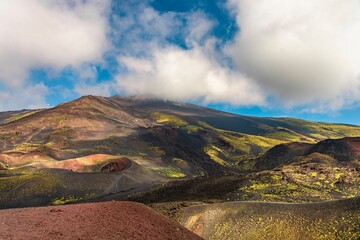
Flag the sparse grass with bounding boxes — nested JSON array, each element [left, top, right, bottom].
[[264, 127, 317, 143], [229, 163, 359, 202], [10, 143, 42, 153], [198, 120, 286, 156], [51, 196, 82, 205], [153, 166, 186, 178], [197, 121, 216, 130], [148, 146, 166, 156], [51, 194, 94, 205], [6, 110, 41, 123], [183, 199, 360, 240], [277, 118, 360, 140], [171, 158, 189, 169], [199, 121, 290, 169], [204, 145, 229, 166], [209, 213, 360, 240], [0, 169, 60, 200], [237, 134, 285, 151], [152, 112, 201, 133], [152, 112, 188, 127]]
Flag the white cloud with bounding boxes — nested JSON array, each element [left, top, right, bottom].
[[114, 6, 265, 106], [226, 0, 360, 110], [0, 0, 110, 88], [73, 64, 113, 97], [184, 11, 215, 47], [0, 83, 49, 111], [112, 6, 183, 57], [117, 45, 265, 106], [3, 0, 358, 113], [74, 82, 113, 97]]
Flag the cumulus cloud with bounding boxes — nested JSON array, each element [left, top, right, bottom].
[[114, 5, 264, 106], [226, 0, 360, 110], [114, 0, 360, 112], [112, 6, 184, 57], [3, 0, 359, 113], [0, 0, 109, 87], [117, 44, 265, 105], [184, 11, 215, 47]]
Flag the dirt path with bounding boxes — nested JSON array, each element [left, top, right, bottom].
[[0, 201, 203, 240]]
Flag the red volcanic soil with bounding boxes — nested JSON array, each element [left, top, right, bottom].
[[0, 201, 203, 240], [346, 137, 360, 157], [309, 137, 360, 161]]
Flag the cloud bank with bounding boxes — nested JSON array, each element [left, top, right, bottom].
[[117, 45, 265, 105], [0, 0, 109, 110], [227, 0, 360, 110], [114, 5, 264, 106], [1, 0, 360, 114], [114, 0, 360, 112]]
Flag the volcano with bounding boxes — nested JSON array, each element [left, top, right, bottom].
[[0, 96, 359, 239]]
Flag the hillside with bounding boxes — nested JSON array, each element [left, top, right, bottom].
[[0, 96, 359, 209], [180, 197, 360, 240], [0, 201, 202, 240]]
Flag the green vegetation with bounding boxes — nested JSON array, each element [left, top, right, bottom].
[[204, 145, 230, 166], [51, 196, 82, 205], [198, 119, 289, 170], [8, 143, 43, 153], [276, 118, 360, 140], [182, 198, 360, 240], [152, 112, 188, 127], [171, 158, 189, 169], [51, 194, 94, 205], [227, 163, 359, 202], [148, 146, 166, 156], [209, 212, 359, 240], [152, 112, 201, 133], [154, 166, 186, 178], [199, 120, 286, 156], [0, 96, 359, 220], [221, 132, 285, 155], [264, 127, 317, 143], [0, 169, 60, 201], [6, 110, 41, 123]]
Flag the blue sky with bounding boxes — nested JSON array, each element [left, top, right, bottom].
[[0, 0, 360, 125]]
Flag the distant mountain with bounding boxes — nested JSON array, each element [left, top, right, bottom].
[[0, 95, 359, 208], [1, 95, 359, 164]]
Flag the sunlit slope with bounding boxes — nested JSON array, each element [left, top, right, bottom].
[[0, 95, 360, 176], [0, 96, 359, 209], [0, 157, 162, 209], [0, 109, 40, 125], [180, 197, 360, 240]]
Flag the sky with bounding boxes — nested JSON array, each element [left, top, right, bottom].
[[0, 0, 360, 125]]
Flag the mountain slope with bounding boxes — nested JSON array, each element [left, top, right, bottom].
[[180, 197, 360, 240], [0, 201, 203, 240], [0, 95, 359, 208], [1, 95, 359, 164]]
